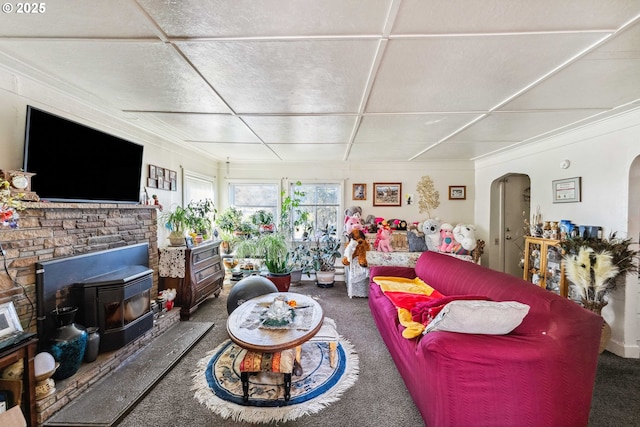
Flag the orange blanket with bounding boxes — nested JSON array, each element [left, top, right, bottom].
[[372, 276, 444, 338]]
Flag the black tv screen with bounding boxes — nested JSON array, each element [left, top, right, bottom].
[[23, 106, 144, 203]]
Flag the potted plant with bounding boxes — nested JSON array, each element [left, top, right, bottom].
[[250, 209, 275, 233], [216, 207, 244, 235], [160, 205, 190, 246], [279, 181, 311, 237], [186, 199, 216, 240], [289, 242, 313, 285], [259, 233, 292, 291], [310, 225, 342, 288]]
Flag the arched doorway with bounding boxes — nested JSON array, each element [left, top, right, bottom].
[[489, 173, 531, 277]]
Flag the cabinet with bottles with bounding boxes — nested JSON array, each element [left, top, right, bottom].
[[523, 236, 568, 297]]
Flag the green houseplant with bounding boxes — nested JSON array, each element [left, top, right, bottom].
[[161, 205, 190, 246], [310, 225, 342, 288], [186, 199, 216, 239], [259, 233, 291, 291]]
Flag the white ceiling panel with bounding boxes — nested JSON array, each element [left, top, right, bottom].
[[355, 113, 482, 143], [192, 142, 278, 162], [367, 33, 607, 113], [502, 24, 640, 111], [0, 0, 157, 38], [177, 39, 379, 114], [349, 141, 435, 161], [0, 1, 638, 163], [242, 115, 357, 143], [138, 0, 392, 38], [412, 141, 518, 161], [0, 41, 231, 113], [144, 113, 260, 142], [268, 143, 348, 162], [449, 110, 607, 143], [393, 0, 640, 34]]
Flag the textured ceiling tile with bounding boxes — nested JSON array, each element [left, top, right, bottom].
[[393, 0, 640, 34], [0, 41, 230, 113], [138, 0, 392, 37], [0, 0, 157, 38], [354, 113, 482, 143], [177, 39, 378, 114], [269, 143, 349, 161], [145, 113, 260, 142], [242, 115, 357, 143], [192, 142, 277, 162], [367, 33, 607, 112], [449, 110, 607, 142], [411, 141, 518, 161]]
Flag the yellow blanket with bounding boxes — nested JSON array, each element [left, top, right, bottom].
[[372, 276, 444, 339]]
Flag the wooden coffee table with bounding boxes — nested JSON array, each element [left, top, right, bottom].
[[226, 292, 324, 353]]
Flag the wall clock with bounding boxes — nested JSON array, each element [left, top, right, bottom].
[[0, 170, 39, 201]]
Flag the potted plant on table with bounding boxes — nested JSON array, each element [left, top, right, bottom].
[[310, 225, 342, 288], [160, 205, 190, 246], [186, 199, 216, 241]]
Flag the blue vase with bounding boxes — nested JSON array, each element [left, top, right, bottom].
[[50, 307, 88, 380]]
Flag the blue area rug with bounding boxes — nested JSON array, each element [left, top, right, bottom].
[[193, 336, 359, 423]]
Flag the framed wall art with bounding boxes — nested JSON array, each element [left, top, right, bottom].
[[373, 182, 402, 206], [448, 185, 466, 200], [552, 177, 581, 203], [352, 183, 366, 200], [147, 164, 177, 191]]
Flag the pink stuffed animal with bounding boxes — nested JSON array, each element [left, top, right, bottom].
[[375, 222, 393, 252], [438, 223, 456, 252], [345, 212, 362, 234]]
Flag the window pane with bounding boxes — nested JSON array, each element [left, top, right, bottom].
[[291, 182, 340, 241]]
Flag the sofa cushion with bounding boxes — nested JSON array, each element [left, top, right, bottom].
[[423, 300, 530, 335]]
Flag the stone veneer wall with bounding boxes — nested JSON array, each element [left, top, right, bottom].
[[0, 202, 163, 424], [0, 202, 159, 333]]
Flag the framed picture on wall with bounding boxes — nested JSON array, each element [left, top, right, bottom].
[[352, 183, 366, 200], [449, 185, 466, 200], [373, 182, 402, 206], [149, 165, 157, 179], [552, 177, 581, 203]]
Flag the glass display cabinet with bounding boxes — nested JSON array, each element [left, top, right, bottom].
[[523, 236, 568, 297]]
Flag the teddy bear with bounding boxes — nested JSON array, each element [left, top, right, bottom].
[[438, 223, 456, 253], [452, 223, 477, 255], [375, 221, 393, 252], [422, 217, 442, 251], [342, 229, 370, 267]]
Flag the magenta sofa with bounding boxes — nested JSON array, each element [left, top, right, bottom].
[[368, 251, 602, 427]]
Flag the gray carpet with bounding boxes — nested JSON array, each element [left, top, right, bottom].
[[110, 281, 637, 427]]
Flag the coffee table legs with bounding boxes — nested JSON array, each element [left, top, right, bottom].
[[240, 372, 292, 402]]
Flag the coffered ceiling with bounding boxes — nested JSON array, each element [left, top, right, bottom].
[[0, 0, 639, 163]]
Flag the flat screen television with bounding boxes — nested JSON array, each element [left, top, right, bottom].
[[23, 106, 144, 203]]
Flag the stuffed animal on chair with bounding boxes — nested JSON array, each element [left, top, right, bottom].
[[438, 223, 456, 253], [452, 223, 477, 255], [422, 218, 442, 251], [342, 229, 370, 267]]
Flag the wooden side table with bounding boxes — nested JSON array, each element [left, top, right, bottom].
[[0, 337, 38, 427]]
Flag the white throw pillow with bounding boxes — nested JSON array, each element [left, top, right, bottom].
[[423, 300, 530, 335]]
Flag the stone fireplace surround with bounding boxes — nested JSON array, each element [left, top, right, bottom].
[[0, 202, 171, 424]]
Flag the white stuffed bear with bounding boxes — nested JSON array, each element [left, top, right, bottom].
[[422, 217, 442, 251], [452, 224, 477, 255]]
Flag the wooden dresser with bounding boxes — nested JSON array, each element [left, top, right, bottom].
[[159, 240, 225, 320]]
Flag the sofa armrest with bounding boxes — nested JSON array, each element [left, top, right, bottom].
[[369, 265, 416, 281]]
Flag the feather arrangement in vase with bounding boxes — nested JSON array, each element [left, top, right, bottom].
[[561, 232, 639, 307]]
